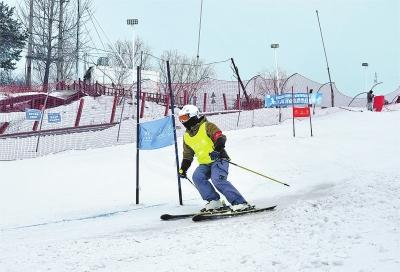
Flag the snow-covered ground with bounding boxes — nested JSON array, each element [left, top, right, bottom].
[[0, 108, 399, 271]]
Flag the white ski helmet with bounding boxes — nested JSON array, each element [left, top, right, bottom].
[[178, 104, 199, 123]]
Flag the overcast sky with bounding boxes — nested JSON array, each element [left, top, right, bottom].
[[5, 0, 400, 95]]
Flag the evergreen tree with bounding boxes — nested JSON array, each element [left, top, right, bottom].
[[0, 1, 27, 72]]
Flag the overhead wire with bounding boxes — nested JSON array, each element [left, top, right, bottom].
[[86, 10, 108, 53], [87, 9, 128, 68], [143, 52, 230, 67], [83, 9, 232, 69]]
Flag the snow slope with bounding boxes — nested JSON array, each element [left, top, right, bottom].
[[0, 108, 399, 271]]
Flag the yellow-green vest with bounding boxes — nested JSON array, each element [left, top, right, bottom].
[[184, 122, 214, 164]]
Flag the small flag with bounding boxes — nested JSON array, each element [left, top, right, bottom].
[[293, 107, 310, 118], [138, 116, 175, 150]]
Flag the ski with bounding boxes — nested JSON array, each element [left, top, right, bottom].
[[192, 205, 277, 222], [160, 207, 231, 221], [160, 213, 197, 221]]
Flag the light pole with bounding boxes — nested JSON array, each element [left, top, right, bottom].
[[271, 43, 280, 94], [362, 62, 368, 93], [127, 18, 139, 105], [127, 18, 139, 205], [127, 18, 139, 72]]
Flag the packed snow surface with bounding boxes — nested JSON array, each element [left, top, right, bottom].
[[1, 108, 399, 271]]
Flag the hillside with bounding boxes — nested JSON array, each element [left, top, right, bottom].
[[0, 108, 399, 271]]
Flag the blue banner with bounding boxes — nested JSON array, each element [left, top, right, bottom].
[[265, 93, 322, 108], [25, 109, 42, 121], [48, 112, 61, 123], [138, 116, 175, 150]]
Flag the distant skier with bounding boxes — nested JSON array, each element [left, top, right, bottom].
[[367, 90, 374, 111], [177, 104, 252, 212]]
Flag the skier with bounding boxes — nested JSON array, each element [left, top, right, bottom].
[[177, 104, 252, 212], [367, 90, 374, 111]]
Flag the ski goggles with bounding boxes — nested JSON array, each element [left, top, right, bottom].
[[178, 114, 190, 123]]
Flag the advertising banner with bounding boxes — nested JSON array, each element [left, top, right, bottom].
[[265, 93, 322, 108]]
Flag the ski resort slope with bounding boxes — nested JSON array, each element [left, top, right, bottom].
[[0, 108, 399, 272]]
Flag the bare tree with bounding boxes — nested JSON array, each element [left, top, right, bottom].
[[19, 0, 92, 87], [158, 50, 214, 99], [255, 69, 288, 96], [106, 38, 152, 86]]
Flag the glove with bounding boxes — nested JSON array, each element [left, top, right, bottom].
[[179, 168, 187, 179], [209, 150, 221, 161], [214, 137, 225, 152], [179, 159, 191, 179]]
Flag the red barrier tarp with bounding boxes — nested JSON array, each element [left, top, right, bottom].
[[373, 95, 385, 112]]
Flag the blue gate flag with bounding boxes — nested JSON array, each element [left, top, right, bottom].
[[48, 112, 61, 123], [26, 109, 42, 121], [310, 93, 323, 105], [138, 116, 175, 150]]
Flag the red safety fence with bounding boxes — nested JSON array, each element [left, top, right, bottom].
[[5, 72, 398, 160]]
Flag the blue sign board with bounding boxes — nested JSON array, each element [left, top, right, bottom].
[[138, 116, 175, 150], [25, 109, 42, 121], [265, 93, 322, 108], [48, 112, 62, 123]]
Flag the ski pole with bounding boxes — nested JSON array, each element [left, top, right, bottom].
[[183, 176, 197, 188], [223, 159, 290, 187]]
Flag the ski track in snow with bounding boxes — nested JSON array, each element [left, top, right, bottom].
[[1, 171, 399, 272], [0, 109, 399, 271]]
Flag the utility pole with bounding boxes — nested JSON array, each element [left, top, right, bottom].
[[316, 10, 335, 107], [196, 0, 203, 64], [193, 0, 204, 94], [76, 0, 80, 79], [26, 0, 34, 87], [57, 0, 64, 82]]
